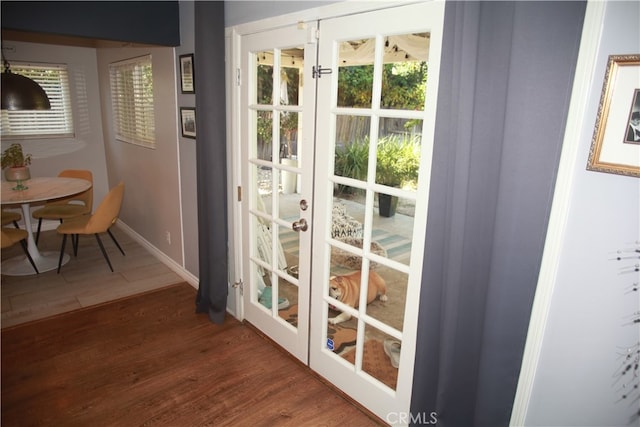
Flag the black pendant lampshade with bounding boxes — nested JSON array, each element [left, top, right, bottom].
[[1, 63, 51, 111]]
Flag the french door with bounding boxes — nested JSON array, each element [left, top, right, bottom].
[[239, 2, 444, 422], [240, 23, 317, 363]]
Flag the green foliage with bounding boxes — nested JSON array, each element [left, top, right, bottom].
[[1, 143, 32, 169], [375, 135, 420, 188], [337, 61, 427, 109], [381, 62, 427, 109], [334, 135, 420, 189], [338, 65, 374, 107], [335, 137, 369, 182]]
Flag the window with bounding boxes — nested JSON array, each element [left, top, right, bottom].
[[0, 62, 74, 139], [109, 55, 155, 148]]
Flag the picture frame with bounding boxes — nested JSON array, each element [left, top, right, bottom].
[[179, 53, 195, 94], [587, 54, 640, 178], [180, 107, 196, 139]]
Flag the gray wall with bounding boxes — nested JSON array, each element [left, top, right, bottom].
[[96, 47, 184, 265], [523, 1, 640, 425], [177, 0, 199, 277]]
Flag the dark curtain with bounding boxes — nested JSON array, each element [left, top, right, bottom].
[[410, 2, 586, 426], [194, 1, 228, 324]]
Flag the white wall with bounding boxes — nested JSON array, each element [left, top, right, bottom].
[[96, 47, 184, 266], [520, 2, 640, 425], [1, 41, 110, 222]]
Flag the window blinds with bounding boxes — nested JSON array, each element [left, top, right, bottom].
[[109, 55, 155, 148], [0, 63, 74, 139]]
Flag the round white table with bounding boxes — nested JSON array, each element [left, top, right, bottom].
[[2, 177, 93, 276]]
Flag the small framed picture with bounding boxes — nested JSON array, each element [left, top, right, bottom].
[[179, 54, 195, 94], [587, 54, 640, 177], [180, 107, 196, 139]]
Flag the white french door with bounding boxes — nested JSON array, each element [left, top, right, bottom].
[[239, 2, 444, 423], [240, 23, 317, 363]]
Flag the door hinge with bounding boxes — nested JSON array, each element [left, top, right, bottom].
[[232, 279, 243, 295], [237, 186, 242, 202], [312, 65, 332, 79], [236, 68, 241, 86]]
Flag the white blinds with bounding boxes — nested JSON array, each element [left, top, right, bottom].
[[0, 63, 74, 139], [109, 55, 155, 148]]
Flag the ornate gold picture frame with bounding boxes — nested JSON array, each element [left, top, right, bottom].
[[587, 54, 640, 178]]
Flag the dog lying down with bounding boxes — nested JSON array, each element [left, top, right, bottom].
[[328, 270, 387, 324]]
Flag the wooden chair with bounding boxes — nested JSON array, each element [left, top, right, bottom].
[[32, 169, 93, 245], [1, 228, 39, 274], [57, 182, 125, 273], [1, 209, 22, 228]]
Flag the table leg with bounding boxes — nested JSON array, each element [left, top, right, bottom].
[[1, 203, 70, 276]]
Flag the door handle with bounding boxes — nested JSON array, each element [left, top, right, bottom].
[[292, 218, 308, 232]]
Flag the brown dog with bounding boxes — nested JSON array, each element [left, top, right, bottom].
[[328, 270, 387, 324]]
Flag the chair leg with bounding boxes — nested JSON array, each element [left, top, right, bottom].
[[72, 233, 79, 256], [35, 218, 43, 244], [12, 220, 20, 229], [107, 229, 125, 256], [19, 239, 39, 274], [57, 234, 68, 274], [95, 234, 114, 272]]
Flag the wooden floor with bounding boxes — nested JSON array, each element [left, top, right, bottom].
[[1, 282, 382, 426], [1, 226, 184, 328]]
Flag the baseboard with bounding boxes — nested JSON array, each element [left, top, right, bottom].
[[115, 220, 199, 289]]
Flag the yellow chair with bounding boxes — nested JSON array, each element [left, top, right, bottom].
[[1, 228, 39, 274], [32, 169, 93, 245], [1, 209, 22, 228], [57, 182, 125, 273]]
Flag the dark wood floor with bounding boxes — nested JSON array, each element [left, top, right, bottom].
[[1, 282, 383, 426]]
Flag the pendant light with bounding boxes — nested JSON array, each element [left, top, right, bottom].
[[1, 53, 51, 111]]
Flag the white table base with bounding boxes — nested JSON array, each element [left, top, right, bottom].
[[2, 251, 70, 276]]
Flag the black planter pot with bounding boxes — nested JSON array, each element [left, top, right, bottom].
[[378, 193, 398, 217]]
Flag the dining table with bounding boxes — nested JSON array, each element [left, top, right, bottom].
[[1, 176, 93, 276]]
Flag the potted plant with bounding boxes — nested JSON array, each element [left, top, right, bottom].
[[1, 143, 32, 190], [375, 135, 420, 217]]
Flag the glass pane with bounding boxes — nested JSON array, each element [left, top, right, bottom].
[[380, 33, 430, 111], [256, 111, 273, 162], [278, 169, 300, 213], [373, 193, 415, 266], [278, 276, 298, 328], [253, 164, 273, 216], [279, 225, 300, 269], [252, 214, 273, 268], [279, 111, 300, 164], [343, 325, 399, 390], [280, 47, 303, 106], [337, 38, 375, 108], [334, 115, 371, 182], [366, 268, 406, 333], [325, 298, 359, 356], [375, 127, 422, 192], [256, 51, 273, 105], [331, 197, 364, 242]]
